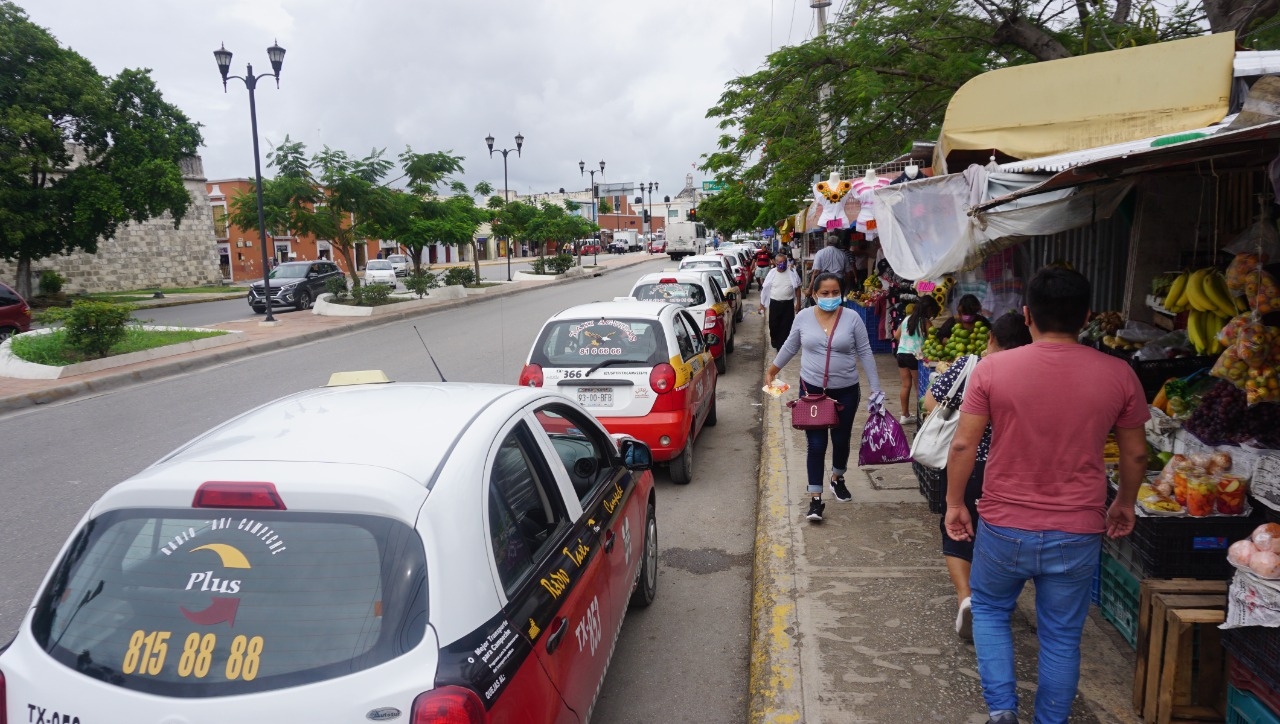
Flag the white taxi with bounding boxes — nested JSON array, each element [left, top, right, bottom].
[[0, 377, 657, 723], [519, 301, 718, 484], [628, 272, 735, 374]]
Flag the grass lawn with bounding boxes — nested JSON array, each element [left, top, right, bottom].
[[84, 285, 236, 303], [10, 328, 227, 366]]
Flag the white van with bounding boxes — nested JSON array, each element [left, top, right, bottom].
[[665, 221, 707, 261]]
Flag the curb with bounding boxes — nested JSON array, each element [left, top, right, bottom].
[[130, 294, 245, 310], [747, 320, 806, 723], [0, 255, 650, 415]]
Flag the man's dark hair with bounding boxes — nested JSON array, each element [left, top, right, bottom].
[[956, 294, 982, 316], [991, 312, 1033, 349], [1026, 267, 1091, 333]]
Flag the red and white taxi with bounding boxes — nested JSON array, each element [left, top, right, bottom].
[[0, 378, 657, 723], [519, 300, 718, 484], [629, 271, 735, 374]]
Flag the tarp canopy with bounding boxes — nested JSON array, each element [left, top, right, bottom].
[[934, 33, 1237, 174]]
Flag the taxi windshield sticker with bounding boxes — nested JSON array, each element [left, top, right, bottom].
[[567, 320, 638, 357]]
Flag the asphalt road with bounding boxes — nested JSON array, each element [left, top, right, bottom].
[[0, 256, 758, 720]]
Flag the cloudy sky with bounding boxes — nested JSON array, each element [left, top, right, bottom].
[[23, 0, 831, 198]]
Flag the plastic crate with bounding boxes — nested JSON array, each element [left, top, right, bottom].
[[912, 462, 946, 514], [1223, 627, 1280, 695], [1231, 655, 1280, 721], [847, 302, 894, 354], [1100, 550, 1140, 649], [1130, 355, 1216, 403], [1127, 510, 1263, 580], [1228, 684, 1280, 724]]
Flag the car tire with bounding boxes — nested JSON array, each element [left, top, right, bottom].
[[629, 500, 658, 608], [726, 331, 735, 354], [296, 290, 312, 311], [705, 394, 718, 427], [668, 432, 694, 485], [0, 326, 18, 342], [251, 305, 266, 315], [715, 351, 727, 375]]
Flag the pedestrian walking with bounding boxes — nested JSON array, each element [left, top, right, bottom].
[[811, 234, 850, 295], [893, 296, 939, 424], [759, 252, 802, 351], [765, 272, 883, 523], [944, 268, 1149, 724], [923, 312, 1031, 642]]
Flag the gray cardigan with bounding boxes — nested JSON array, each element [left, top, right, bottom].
[[771, 307, 881, 391]]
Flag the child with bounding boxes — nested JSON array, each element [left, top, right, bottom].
[[893, 296, 939, 424]]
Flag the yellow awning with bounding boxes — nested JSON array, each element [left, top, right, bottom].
[[934, 33, 1237, 173]]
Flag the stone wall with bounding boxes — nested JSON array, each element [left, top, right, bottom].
[[0, 156, 223, 294]]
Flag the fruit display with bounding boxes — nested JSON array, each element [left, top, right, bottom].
[[1081, 311, 1124, 346], [1163, 267, 1240, 317], [1144, 451, 1249, 517], [1245, 268, 1280, 314], [920, 319, 988, 362], [1227, 523, 1280, 579], [1209, 312, 1280, 404], [1226, 252, 1267, 296], [1183, 380, 1280, 445]]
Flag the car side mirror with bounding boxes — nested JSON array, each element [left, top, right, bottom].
[[703, 333, 721, 347], [618, 438, 653, 471]]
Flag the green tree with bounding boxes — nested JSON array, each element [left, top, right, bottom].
[[696, 182, 763, 236], [598, 197, 613, 215], [0, 1, 203, 298], [491, 200, 539, 260]]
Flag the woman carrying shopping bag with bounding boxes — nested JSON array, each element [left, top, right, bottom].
[[919, 312, 1031, 640], [765, 273, 883, 523]]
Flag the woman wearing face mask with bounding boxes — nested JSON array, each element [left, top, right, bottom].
[[759, 252, 803, 351], [765, 273, 883, 522], [938, 294, 991, 347]]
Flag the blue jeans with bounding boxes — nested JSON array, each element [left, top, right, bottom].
[[799, 382, 860, 494], [970, 520, 1101, 724]]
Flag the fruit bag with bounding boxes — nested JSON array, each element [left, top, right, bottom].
[[1245, 268, 1280, 314], [1226, 252, 1264, 296], [1210, 345, 1249, 386], [1217, 313, 1250, 347], [858, 395, 913, 466]]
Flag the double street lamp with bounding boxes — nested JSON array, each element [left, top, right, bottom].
[[215, 41, 286, 323], [579, 160, 605, 265], [637, 181, 658, 243], [486, 132, 523, 282]]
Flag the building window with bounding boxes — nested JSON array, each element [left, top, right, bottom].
[[212, 205, 228, 238]]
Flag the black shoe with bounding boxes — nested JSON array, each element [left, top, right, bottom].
[[806, 496, 825, 522], [986, 713, 1018, 724], [830, 476, 852, 502]]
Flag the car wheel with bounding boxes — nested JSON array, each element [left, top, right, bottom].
[[629, 500, 658, 608], [668, 432, 694, 485], [251, 305, 266, 314], [726, 330, 735, 354], [735, 307, 744, 323], [0, 326, 18, 342], [296, 290, 312, 311], [715, 351, 727, 375], [705, 394, 718, 427]]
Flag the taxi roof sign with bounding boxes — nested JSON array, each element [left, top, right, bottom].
[[326, 370, 393, 387]]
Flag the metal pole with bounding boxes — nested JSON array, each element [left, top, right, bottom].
[[246, 66, 275, 323], [504, 151, 511, 282], [816, 4, 833, 154]]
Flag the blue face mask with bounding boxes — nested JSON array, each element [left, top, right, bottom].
[[776, 262, 787, 271], [816, 297, 842, 312]]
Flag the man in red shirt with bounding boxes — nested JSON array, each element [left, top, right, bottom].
[[944, 267, 1149, 724]]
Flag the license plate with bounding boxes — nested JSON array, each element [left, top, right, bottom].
[[577, 388, 613, 407]]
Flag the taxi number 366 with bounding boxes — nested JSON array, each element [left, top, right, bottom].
[[26, 705, 80, 724], [574, 596, 601, 656]]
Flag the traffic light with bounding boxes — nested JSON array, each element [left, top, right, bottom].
[[687, 209, 697, 221]]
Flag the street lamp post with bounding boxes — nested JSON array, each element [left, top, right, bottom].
[[215, 41, 286, 323], [639, 181, 658, 246], [579, 160, 604, 265], [486, 133, 524, 282]]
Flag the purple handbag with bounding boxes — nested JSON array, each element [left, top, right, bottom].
[[858, 393, 913, 465], [788, 308, 844, 430]]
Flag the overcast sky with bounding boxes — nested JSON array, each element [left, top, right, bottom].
[[23, 0, 830, 198]]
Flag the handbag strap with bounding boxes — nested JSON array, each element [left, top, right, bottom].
[[821, 306, 842, 388], [939, 355, 977, 408]]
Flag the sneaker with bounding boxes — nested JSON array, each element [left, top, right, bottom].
[[805, 496, 825, 522], [956, 596, 973, 642], [830, 476, 852, 502], [899, 414, 912, 425], [986, 712, 1018, 724]]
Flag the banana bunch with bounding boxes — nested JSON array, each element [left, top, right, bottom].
[[1164, 267, 1243, 316], [1186, 308, 1231, 355]]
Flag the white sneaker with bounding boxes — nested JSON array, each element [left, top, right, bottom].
[[899, 415, 912, 425], [956, 597, 973, 641]]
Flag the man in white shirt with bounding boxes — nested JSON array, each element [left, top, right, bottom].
[[759, 252, 803, 351]]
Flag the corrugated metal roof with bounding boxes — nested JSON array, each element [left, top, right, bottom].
[[1235, 51, 1280, 77]]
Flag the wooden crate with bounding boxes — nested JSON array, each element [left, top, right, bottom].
[[1154, 608, 1227, 724], [1134, 580, 1229, 718]]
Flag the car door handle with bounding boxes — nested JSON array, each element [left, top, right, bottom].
[[545, 616, 569, 654], [603, 530, 615, 553]]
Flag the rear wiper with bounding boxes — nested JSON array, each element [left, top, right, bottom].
[[586, 359, 635, 376]]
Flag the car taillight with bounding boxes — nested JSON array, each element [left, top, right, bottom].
[[193, 481, 286, 510], [703, 310, 718, 331], [650, 363, 676, 394], [411, 687, 488, 724], [518, 363, 543, 387]]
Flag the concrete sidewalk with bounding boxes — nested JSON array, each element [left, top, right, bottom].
[[750, 340, 1139, 723], [0, 252, 659, 415]]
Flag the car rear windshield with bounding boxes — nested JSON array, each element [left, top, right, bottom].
[[631, 282, 706, 308], [366, 260, 393, 270], [387, 255, 408, 263], [31, 509, 427, 697], [268, 264, 309, 279], [532, 317, 668, 367]]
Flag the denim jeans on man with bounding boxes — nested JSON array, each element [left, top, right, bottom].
[[970, 520, 1101, 724], [798, 382, 860, 493]]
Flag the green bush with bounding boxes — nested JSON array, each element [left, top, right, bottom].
[[48, 300, 133, 359], [38, 270, 65, 296], [443, 266, 477, 287], [529, 258, 548, 275], [549, 254, 575, 274], [404, 270, 440, 298], [324, 275, 349, 301], [354, 283, 391, 306]]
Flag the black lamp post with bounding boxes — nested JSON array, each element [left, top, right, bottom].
[[215, 41, 286, 323], [638, 181, 658, 246], [579, 160, 605, 265], [487, 133, 523, 282]]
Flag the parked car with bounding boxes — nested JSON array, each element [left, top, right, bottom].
[[247, 260, 344, 313], [0, 377, 657, 721], [0, 281, 32, 342], [629, 271, 735, 373], [690, 268, 743, 323], [386, 254, 412, 277], [520, 300, 718, 484], [363, 259, 398, 289], [648, 239, 667, 254]]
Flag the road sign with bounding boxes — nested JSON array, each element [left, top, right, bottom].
[[701, 181, 726, 191]]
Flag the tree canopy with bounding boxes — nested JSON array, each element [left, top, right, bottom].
[[0, 1, 203, 296], [702, 0, 1280, 229]]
